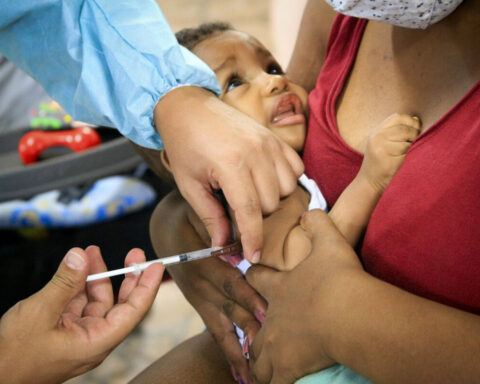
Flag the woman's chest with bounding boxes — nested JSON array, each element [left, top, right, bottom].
[[360, 121, 480, 312], [335, 23, 478, 154]]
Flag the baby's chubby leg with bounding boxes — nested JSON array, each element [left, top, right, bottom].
[[130, 332, 235, 384], [150, 190, 210, 258]]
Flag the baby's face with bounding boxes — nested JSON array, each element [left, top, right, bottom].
[[193, 31, 308, 151]]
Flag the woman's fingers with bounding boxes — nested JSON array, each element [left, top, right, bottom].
[[180, 179, 231, 247], [221, 297, 262, 346], [117, 248, 147, 304], [155, 87, 303, 267], [38, 248, 90, 327], [211, 266, 268, 319], [219, 167, 264, 263], [245, 265, 279, 301], [192, 293, 253, 384], [83, 246, 114, 317], [249, 329, 272, 384], [191, 269, 263, 341], [176, 258, 261, 383], [63, 291, 88, 319], [105, 262, 164, 347], [206, 308, 253, 384]]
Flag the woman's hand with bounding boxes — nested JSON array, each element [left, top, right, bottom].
[[247, 209, 480, 384], [150, 190, 267, 384], [169, 258, 267, 384], [246, 209, 364, 384], [0, 246, 163, 384], [154, 86, 304, 263]]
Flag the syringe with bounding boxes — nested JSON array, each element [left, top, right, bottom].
[[86, 242, 242, 282]]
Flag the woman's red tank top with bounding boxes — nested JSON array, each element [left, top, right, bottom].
[[304, 15, 480, 314]]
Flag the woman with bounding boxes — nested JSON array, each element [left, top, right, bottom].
[[247, 0, 480, 382], [133, 0, 480, 383]]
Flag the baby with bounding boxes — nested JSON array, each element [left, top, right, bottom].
[[149, 22, 419, 272], [140, 22, 419, 384]]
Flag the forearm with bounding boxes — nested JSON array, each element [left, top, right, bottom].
[[325, 270, 480, 383], [0, 0, 220, 149], [328, 175, 381, 246]]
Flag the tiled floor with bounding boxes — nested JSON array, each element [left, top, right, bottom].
[[67, 1, 271, 383]]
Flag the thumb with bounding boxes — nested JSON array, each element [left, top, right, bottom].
[[180, 181, 231, 247], [299, 209, 338, 241], [246, 264, 279, 300], [38, 248, 89, 325]]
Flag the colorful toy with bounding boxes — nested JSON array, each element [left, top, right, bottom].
[[29, 100, 72, 130], [18, 127, 101, 165]]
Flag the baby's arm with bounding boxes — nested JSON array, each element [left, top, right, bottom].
[[150, 114, 419, 271], [328, 114, 420, 246], [263, 114, 420, 271]]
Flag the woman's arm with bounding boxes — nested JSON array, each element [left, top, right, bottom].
[[149, 192, 267, 384], [247, 210, 480, 384], [286, 0, 337, 92], [0, 0, 220, 149]]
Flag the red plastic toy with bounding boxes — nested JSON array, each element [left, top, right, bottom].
[[18, 127, 102, 165]]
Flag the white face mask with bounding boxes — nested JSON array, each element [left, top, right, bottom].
[[325, 0, 463, 29]]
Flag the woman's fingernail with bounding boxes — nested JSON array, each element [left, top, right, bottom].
[[301, 211, 308, 219], [251, 251, 260, 264], [230, 366, 240, 382], [242, 335, 249, 358], [65, 250, 86, 270], [255, 310, 265, 324]]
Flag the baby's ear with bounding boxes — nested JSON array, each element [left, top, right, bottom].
[[160, 150, 172, 173]]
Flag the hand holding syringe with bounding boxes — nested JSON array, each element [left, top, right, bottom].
[[87, 242, 242, 282]]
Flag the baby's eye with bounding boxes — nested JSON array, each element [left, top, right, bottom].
[[266, 63, 283, 75], [226, 75, 244, 92]]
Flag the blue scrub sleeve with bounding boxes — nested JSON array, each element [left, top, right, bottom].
[[0, 0, 222, 149]]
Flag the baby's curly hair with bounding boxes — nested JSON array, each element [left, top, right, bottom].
[[175, 22, 233, 51]]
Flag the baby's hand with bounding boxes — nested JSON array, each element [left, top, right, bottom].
[[359, 113, 420, 193]]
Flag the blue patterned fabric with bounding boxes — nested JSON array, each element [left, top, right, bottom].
[[0, 176, 156, 228]]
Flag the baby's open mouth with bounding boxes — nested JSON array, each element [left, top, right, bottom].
[[271, 93, 305, 127]]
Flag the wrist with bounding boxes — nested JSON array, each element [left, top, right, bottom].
[[353, 169, 386, 198], [319, 269, 372, 364], [154, 86, 216, 137]]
